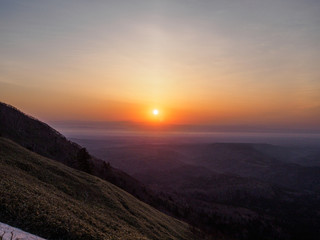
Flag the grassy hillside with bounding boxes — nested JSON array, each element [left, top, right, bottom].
[[0, 137, 195, 240], [0, 102, 191, 227]]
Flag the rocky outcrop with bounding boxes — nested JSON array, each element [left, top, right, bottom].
[[0, 223, 45, 240]]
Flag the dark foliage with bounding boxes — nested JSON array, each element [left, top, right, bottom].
[[77, 148, 92, 173]]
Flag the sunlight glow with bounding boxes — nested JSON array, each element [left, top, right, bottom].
[[153, 109, 159, 115]]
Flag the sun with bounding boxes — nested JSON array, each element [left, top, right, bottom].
[[153, 109, 159, 115]]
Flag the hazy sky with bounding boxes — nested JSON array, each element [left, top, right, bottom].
[[1, 0, 320, 129]]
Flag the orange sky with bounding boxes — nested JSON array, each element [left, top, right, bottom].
[[0, 1, 320, 129]]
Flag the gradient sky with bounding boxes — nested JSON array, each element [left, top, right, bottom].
[[1, 0, 320, 129]]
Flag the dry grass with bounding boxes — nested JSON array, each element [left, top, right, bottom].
[[0, 137, 195, 240]]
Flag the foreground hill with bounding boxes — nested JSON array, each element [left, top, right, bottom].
[[0, 137, 195, 240], [0, 102, 186, 225]]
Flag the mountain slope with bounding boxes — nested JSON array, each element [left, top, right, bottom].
[[0, 137, 195, 240], [0, 102, 182, 222], [0, 102, 80, 164]]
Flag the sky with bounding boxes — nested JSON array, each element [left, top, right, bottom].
[[1, 0, 320, 130]]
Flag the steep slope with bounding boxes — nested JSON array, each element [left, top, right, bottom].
[[0, 102, 177, 220], [0, 102, 80, 164], [0, 137, 195, 240]]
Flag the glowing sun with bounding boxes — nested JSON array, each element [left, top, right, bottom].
[[153, 109, 159, 115]]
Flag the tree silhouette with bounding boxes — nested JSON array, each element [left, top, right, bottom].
[[77, 148, 92, 173], [103, 161, 111, 170]]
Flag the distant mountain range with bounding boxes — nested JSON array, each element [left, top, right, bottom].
[[75, 136, 320, 240]]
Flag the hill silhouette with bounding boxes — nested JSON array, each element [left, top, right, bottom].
[[0, 102, 184, 219], [0, 137, 195, 240]]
